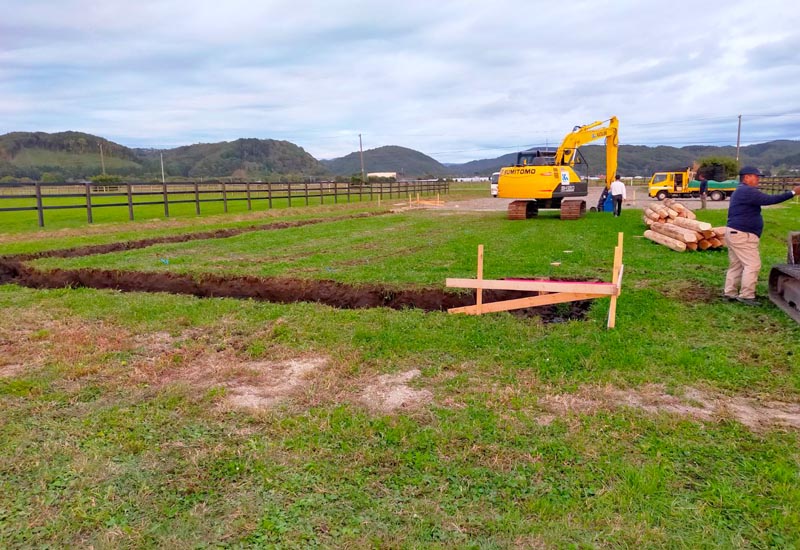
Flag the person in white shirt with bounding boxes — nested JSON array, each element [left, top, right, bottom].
[[609, 175, 626, 217]]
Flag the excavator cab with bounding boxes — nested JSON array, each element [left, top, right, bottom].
[[516, 149, 557, 166]]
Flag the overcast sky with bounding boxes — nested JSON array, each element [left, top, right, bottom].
[[2, 0, 799, 163]]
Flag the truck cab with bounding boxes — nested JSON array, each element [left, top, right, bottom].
[[648, 170, 693, 200], [648, 168, 737, 201], [490, 172, 500, 197]]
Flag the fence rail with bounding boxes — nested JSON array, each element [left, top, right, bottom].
[[0, 180, 450, 227], [759, 179, 799, 195]]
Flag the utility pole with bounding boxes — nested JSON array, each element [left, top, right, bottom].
[[359, 133, 366, 184], [99, 143, 106, 175], [735, 114, 742, 163]]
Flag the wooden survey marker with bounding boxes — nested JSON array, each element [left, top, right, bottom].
[[447, 233, 624, 329]]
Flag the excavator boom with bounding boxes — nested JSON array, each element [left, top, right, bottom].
[[555, 117, 619, 187]]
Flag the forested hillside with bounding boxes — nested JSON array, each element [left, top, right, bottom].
[[1, 130, 799, 182], [0, 132, 328, 181], [321, 146, 449, 178]]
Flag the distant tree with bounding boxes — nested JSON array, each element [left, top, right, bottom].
[[697, 156, 738, 180], [90, 174, 123, 183], [231, 168, 248, 181], [40, 172, 64, 183]]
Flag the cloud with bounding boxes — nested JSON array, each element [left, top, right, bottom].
[[1, 0, 799, 162]]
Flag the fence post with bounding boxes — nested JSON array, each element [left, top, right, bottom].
[[304, 182, 309, 206], [194, 182, 200, 215], [287, 183, 292, 207], [85, 182, 93, 224], [268, 183, 273, 209], [127, 182, 134, 221], [222, 181, 228, 213], [347, 182, 351, 203], [246, 182, 252, 210], [321, 182, 324, 205], [334, 182, 338, 204], [35, 181, 44, 228]]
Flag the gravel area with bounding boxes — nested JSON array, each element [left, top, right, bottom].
[[439, 188, 731, 212]]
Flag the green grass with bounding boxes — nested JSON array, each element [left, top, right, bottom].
[[1, 198, 800, 547], [0, 184, 459, 234]]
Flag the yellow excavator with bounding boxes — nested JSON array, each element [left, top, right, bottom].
[[498, 117, 619, 219]]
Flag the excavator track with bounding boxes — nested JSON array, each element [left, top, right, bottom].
[[507, 200, 538, 220], [768, 232, 800, 323], [560, 199, 586, 220]]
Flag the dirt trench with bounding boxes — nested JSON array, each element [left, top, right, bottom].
[[4, 212, 386, 263], [3, 263, 590, 320], [0, 211, 592, 321]]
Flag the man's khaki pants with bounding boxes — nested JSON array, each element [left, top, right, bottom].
[[724, 229, 761, 299]]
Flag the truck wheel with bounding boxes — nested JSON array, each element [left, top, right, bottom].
[[710, 190, 724, 201], [656, 190, 668, 201]]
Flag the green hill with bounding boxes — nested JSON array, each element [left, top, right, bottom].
[[0, 132, 144, 180], [137, 138, 328, 180], [0, 132, 329, 181], [446, 141, 800, 177], [1, 130, 799, 182], [321, 146, 449, 178]]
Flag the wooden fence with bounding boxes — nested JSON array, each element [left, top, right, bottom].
[[0, 180, 450, 228], [758, 177, 799, 195]]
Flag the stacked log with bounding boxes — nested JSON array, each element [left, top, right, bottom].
[[642, 200, 726, 252]]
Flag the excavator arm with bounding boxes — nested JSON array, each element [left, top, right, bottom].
[[555, 117, 619, 187]]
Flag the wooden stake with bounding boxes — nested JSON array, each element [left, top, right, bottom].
[[607, 232, 623, 329], [476, 245, 484, 314]]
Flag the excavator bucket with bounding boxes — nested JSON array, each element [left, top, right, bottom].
[[768, 232, 800, 323]]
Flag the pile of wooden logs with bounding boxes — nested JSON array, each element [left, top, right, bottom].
[[642, 199, 726, 252]]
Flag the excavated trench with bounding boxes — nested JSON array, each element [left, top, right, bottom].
[[0, 213, 592, 322]]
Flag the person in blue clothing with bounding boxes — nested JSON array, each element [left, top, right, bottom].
[[698, 173, 708, 210], [723, 166, 800, 305]]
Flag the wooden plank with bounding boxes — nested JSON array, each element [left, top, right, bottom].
[[446, 277, 617, 296], [449, 292, 605, 315]]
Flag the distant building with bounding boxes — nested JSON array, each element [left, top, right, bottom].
[[454, 176, 489, 182], [367, 172, 397, 179]]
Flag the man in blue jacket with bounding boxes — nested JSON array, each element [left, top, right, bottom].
[[724, 166, 800, 305]]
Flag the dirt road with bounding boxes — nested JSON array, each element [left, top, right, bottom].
[[439, 188, 731, 212]]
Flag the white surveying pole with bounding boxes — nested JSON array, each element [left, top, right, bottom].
[[359, 134, 366, 184], [735, 114, 742, 163]]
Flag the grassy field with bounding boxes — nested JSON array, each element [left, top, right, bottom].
[[2, 193, 800, 548], [0, 182, 462, 234]]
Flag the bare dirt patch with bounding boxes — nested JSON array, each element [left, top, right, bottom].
[[135, 348, 329, 410], [0, 363, 27, 378], [0, 311, 132, 380], [539, 384, 800, 432], [656, 280, 722, 303], [224, 357, 328, 409], [359, 369, 433, 413]]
